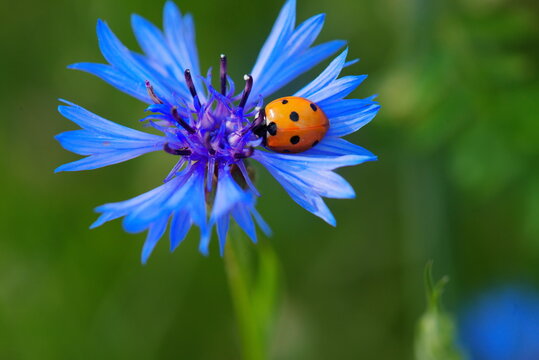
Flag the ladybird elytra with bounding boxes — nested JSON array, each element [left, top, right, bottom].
[[263, 96, 329, 153]]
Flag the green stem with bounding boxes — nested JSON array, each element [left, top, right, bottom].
[[224, 233, 266, 360]]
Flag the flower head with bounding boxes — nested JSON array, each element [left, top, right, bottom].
[[56, 0, 380, 262], [459, 286, 539, 360]]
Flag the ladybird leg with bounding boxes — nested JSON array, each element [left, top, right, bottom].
[[252, 108, 265, 128], [164, 143, 192, 156]]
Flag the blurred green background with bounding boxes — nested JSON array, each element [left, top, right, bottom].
[[1, 0, 538, 358]]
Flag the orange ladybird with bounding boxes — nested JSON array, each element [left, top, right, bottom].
[[262, 96, 329, 153]]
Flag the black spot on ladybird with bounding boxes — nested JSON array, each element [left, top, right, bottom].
[[310, 103, 318, 111], [312, 140, 319, 147], [267, 122, 277, 136], [290, 135, 300, 144], [282, 99, 289, 104], [289, 111, 299, 122]]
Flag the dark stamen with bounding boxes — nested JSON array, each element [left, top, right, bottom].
[[234, 146, 254, 159], [145, 80, 163, 104], [203, 132, 216, 155], [220, 54, 227, 96], [164, 143, 192, 156], [184, 69, 201, 109], [238, 74, 253, 109], [171, 107, 196, 134]]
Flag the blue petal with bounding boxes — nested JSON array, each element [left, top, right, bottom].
[[285, 13, 326, 55], [283, 40, 346, 78], [96, 20, 175, 103], [256, 152, 356, 199], [122, 167, 199, 233], [131, 14, 172, 65], [184, 165, 207, 228], [131, 14, 190, 99], [163, 1, 200, 74], [170, 212, 192, 251], [179, 13, 200, 75], [252, 209, 272, 237], [216, 216, 230, 256], [68, 63, 152, 103], [254, 150, 370, 170], [91, 165, 208, 261], [91, 168, 194, 234], [311, 197, 336, 226], [91, 184, 170, 229], [141, 215, 169, 264], [290, 169, 355, 199], [198, 227, 212, 256], [250, 0, 296, 83], [311, 75, 368, 104], [253, 151, 348, 225], [249, 0, 344, 105], [325, 102, 380, 137], [253, 143, 374, 224], [55, 103, 165, 172], [253, 144, 376, 224], [294, 49, 348, 98], [55, 130, 161, 156], [253, 40, 345, 104], [344, 58, 360, 67], [120, 180, 185, 234], [263, 165, 336, 226], [130, 51, 167, 75], [210, 170, 248, 221], [304, 137, 377, 161], [209, 168, 261, 253], [232, 205, 257, 243], [163, 1, 205, 100], [58, 102, 161, 139], [55, 147, 159, 172]]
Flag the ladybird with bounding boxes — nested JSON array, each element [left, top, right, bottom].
[[256, 96, 329, 153]]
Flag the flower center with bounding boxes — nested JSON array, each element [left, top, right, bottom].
[[143, 55, 265, 193]]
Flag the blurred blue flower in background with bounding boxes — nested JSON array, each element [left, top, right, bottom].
[[55, 0, 379, 262], [459, 286, 539, 360]]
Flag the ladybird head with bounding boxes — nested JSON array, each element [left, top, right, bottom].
[[252, 108, 269, 140]]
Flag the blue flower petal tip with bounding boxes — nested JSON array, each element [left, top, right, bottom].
[[55, 1, 379, 261]]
